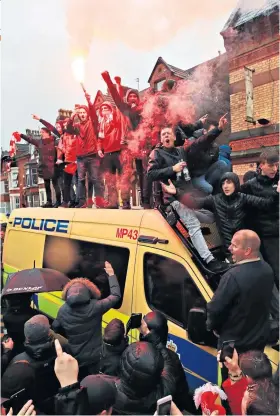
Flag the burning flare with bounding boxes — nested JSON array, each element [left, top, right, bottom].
[[71, 57, 85, 83]]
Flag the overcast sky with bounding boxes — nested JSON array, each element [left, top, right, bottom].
[[1, 0, 239, 150]]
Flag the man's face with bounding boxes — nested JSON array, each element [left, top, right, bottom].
[[222, 179, 235, 196], [78, 108, 88, 122], [260, 161, 278, 178], [127, 92, 139, 106], [55, 123, 63, 134], [229, 235, 248, 263], [0, 230, 5, 240], [40, 129, 51, 139], [100, 105, 111, 117], [160, 128, 175, 148]]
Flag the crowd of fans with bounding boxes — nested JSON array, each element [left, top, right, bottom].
[[1, 254, 279, 415], [2, 69, 279, 416]]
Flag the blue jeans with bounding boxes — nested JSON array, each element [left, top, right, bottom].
[[192, 160, 229, 194], [77, 154, 104, 203]]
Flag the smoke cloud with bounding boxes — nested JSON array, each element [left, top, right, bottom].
[[65, 0, 239, 57]]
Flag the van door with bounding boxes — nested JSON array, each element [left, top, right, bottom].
[[133, 245, 218, 391]]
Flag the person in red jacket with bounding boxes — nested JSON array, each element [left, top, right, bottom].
[[68, 100, 106, 208], [97, 101, 131, 209]]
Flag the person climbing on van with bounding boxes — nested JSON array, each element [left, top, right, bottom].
[[161, 171, 279, 254], [147, 115, 228, 273], [13, 129, 61, 207], [52, 261, 121, 379]]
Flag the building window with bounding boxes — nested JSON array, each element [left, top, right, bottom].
[[144, 253, 205, 326], [0, 202, 11, 213], [9, 170, 19, 189], [31, 168, 38, 186], [4, 181, 9, 194], [43, 236, 130, 308], [25, 168, 30, 187], [10, 195, 20, 210], [27, 195, 32, 207], [154, 79, 165, 91], [33, 194, 40, 207]]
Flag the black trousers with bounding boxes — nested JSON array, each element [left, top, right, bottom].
[[63, 171, 74, 204], [44, 177, 61, 203], [261, 237, 279, 289], [135, 158, 152, 206]]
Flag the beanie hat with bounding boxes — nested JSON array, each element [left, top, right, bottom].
[[81, 374, 117, 414], [2, 361, 35, 398], [194, 383, 227, 415], [144, 311, 168, 344], [24, 314, 50, 344]]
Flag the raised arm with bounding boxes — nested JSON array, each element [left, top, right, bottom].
[[19, 133, 38, 147], [95, 262, 121, 314], [101, 71, 129, 114], [242, 192, 278, 210], [32, 114, 61, 137]]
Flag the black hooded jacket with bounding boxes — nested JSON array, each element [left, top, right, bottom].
[[114, 337, 177, 415], [99, 319, 128, 377], [241, 174, 279, 238], [6, 335, 60, 412], [176, 172, 277, 249], [52, 276, 121, 367], [147, 127, 222, 204]]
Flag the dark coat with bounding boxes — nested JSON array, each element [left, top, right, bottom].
[[6, 336, 60, 412], [1, 347, 13, 376], [241, 174, 279, 238], [207, 259, 274, 352], [3, 296, 38, 355], [99, 339, 128, 377], [186, 128, 222, 178], [179, 172, 277, 249], [52, 276, 121, 367], [114, 337, 177, 415], [20, 134, 57, 179], [147, 127, 222, 204]]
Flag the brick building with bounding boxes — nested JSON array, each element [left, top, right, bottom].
[[221, 0, 279, 179], [0, 130, 47, 212]]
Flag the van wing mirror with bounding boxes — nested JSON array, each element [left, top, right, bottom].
[[187, 307, 217, 348]]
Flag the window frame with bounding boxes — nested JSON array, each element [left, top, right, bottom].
[[154, 78, 166, 91], [143, 251, 206, 329], [31, 168, 38, 186]]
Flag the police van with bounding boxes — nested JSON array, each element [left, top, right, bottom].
[[2, 208, 278, 391]]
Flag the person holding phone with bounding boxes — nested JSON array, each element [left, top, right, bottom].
[[207, 230, 274, 358], [52, 261, 121, 378]]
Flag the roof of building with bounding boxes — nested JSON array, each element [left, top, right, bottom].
[[222, 0, 279, 31], [148, 54, 226, 83]]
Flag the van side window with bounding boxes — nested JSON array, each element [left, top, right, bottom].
[[43, 236, 129, 309], [144, 253, 205, 326]]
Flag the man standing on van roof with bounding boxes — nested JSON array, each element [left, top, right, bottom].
[[206, 230, 274, 353], [147, 115, 228, 273]]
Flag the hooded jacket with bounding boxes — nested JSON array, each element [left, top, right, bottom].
[[147, 127, 222, 204], [176, 172, 277, 249], [56, 125, 78, 163], [241, 173, 279, 238], [99, 318, 128, 377], [52, 276, 121, 367], [114, 338, 177, 415], [20, 134, 57, 179], [97, 101, 125, 154], [101, 72, 142, 131], [219, 144, 232, 168], [140, 312, 193, 412], [7, 334, 60, 411]]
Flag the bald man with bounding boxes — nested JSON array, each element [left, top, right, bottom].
[[207, 230, 274, 353]]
